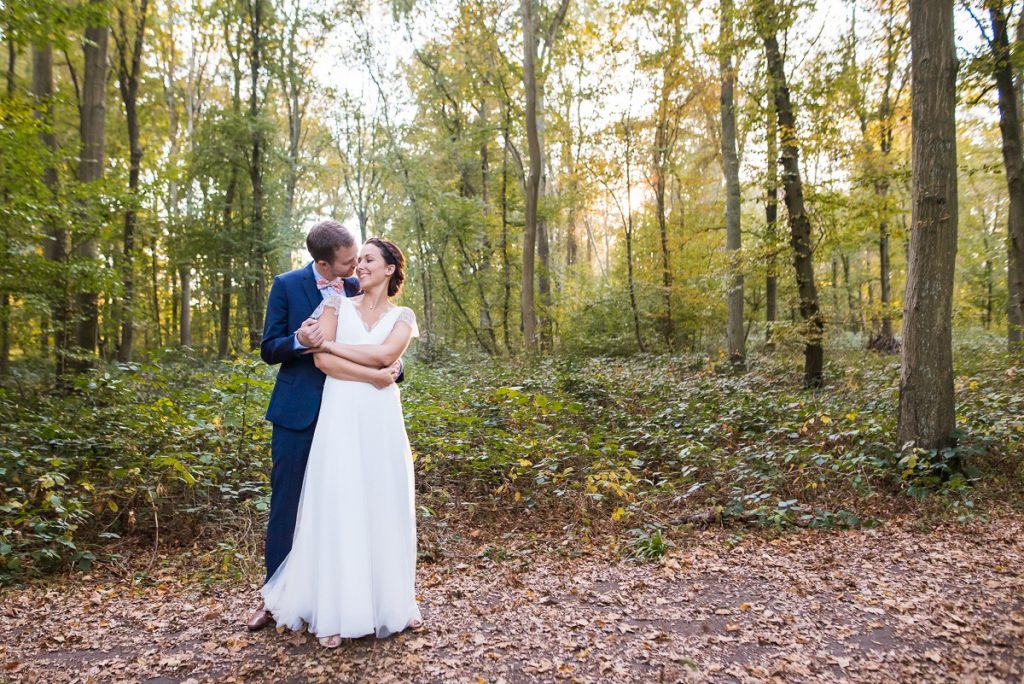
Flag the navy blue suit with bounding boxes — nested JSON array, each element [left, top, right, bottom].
[[259, 263, 361, 582]]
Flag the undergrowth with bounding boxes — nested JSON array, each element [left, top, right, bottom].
[[1, 339, 1021, 581]]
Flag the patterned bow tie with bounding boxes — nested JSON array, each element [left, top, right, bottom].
[[316, 277, 345, 293]]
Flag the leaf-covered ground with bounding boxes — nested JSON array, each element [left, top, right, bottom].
[[2, 515, 1021, 683]]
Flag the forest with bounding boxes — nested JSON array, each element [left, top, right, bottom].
[[0, 0, 1022, 680]]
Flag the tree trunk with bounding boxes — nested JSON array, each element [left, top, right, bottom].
[[501, 106, 513, 354], [765, 93, 778, 348], [72, 0, 111, 369], [179, 263, 192, 347], [651, 16, 684, 352], [623, 118, 645, 353], [989, 2, 1024, 352], [521, 0, 540, 350], [721, 0, 744, 367], [761, 18, 823, 388], [245, 0, 266, 350], [897, 0, 957, 451], [115, 0, 150, 363], [150, 235, 162, 347], [34, 43, 67, 375], [218, 269, 231, 357]]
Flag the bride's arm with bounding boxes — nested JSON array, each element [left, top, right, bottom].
[[316, 354, 393, 386], [320, 319, 414, 367], [312, 300, 394, 386]]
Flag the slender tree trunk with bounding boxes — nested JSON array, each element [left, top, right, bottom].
[[245, 0, 266, 350], [897, 0, 957, 451], [150, 235, 162, 347], [721, 0, 744, 366], [115, 0, 150, 362], [765, 94, 779, 348], [989, 2, 1024, 351], [501, 106, 513, 354], [842, 253, 858, 332], [521, 0, 540, 350], [34, 43, 67, 375], [218, 269, 231, 357], [72, 0, 111, 369], [761, 18, 823, 387], [653, 77, 676, 349], [179, 263, 192, 346], [0, 41, 12, 374], [623, 118, 645, 353]]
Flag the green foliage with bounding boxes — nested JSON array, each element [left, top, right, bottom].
[[0, 351, 272, 582], [0, 337, 1021, 582]]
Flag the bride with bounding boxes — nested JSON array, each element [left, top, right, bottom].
[[261, 237, 422, 648]]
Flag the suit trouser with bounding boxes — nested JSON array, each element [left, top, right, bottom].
[[265, 420, 317, 582]]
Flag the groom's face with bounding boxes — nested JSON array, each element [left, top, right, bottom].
[[320, 244, 358, 279]]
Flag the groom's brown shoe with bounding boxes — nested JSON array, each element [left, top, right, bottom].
[[247, 605, 273, 631]]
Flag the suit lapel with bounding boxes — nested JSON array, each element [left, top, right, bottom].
[[301, 262, 321, 314]]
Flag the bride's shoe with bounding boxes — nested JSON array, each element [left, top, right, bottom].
[[407, 618, 424, 633], [318, 635, 343, 649]]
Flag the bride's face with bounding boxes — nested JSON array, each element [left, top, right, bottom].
[[355, 243, 395, 289]]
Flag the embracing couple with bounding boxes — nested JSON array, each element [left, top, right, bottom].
[[246, 220, 422, 648]]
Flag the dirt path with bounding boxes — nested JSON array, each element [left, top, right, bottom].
[[2, 518, 1022, 683]]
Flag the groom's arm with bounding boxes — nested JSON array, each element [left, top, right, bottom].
[[260, 276, 303, 365]]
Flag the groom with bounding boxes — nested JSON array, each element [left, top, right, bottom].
[[247, 220, 402, 631]]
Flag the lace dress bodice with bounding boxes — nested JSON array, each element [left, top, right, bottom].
[[312, 294, 419, 344]]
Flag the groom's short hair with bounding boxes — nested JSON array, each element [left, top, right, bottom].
[[307, 220, 355, 263]]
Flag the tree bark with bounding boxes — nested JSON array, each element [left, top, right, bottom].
[[988, 1, 1024, 352], [897, 0, 957, 451], [72, 0, 111, 369], [765, 93, 778, 347], [623, 117, 645, 353], [114, 0, 150, 362], [652, 14, 681, 350], [521, 0, 540, 350], [179, 263, 192, 346], [34, 43, 68, 375], [761, 14, 823, 387], [245, 0, 266, 350], [721, 0, 744, 366]]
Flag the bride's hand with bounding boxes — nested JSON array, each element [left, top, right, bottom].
[[370, 368, 395, 390]]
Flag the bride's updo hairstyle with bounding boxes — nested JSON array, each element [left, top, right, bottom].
[[365, 237, 406, 297]]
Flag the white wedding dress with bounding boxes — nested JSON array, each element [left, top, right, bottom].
[[261, 294, 421, 638]]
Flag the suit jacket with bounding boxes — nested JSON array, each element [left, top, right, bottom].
[[261, 263, 361, 430]]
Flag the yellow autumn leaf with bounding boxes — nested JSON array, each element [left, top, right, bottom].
[[611, 507, 626, 521]]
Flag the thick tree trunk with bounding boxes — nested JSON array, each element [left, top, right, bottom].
[[72, 2, 111, 369], [762, 25, 823, 387], [521, 0, 540, 350], [989, 2, 1024, 352], [897, 0, 957, 451], [721, 0, 744, 366]]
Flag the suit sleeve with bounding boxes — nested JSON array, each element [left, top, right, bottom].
[[260, 275, 301, 365]]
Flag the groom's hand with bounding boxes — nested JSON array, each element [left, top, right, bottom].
[[296, 318, 323, 349]]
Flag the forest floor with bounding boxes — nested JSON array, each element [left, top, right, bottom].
[[1, 514, 1022, 684]]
